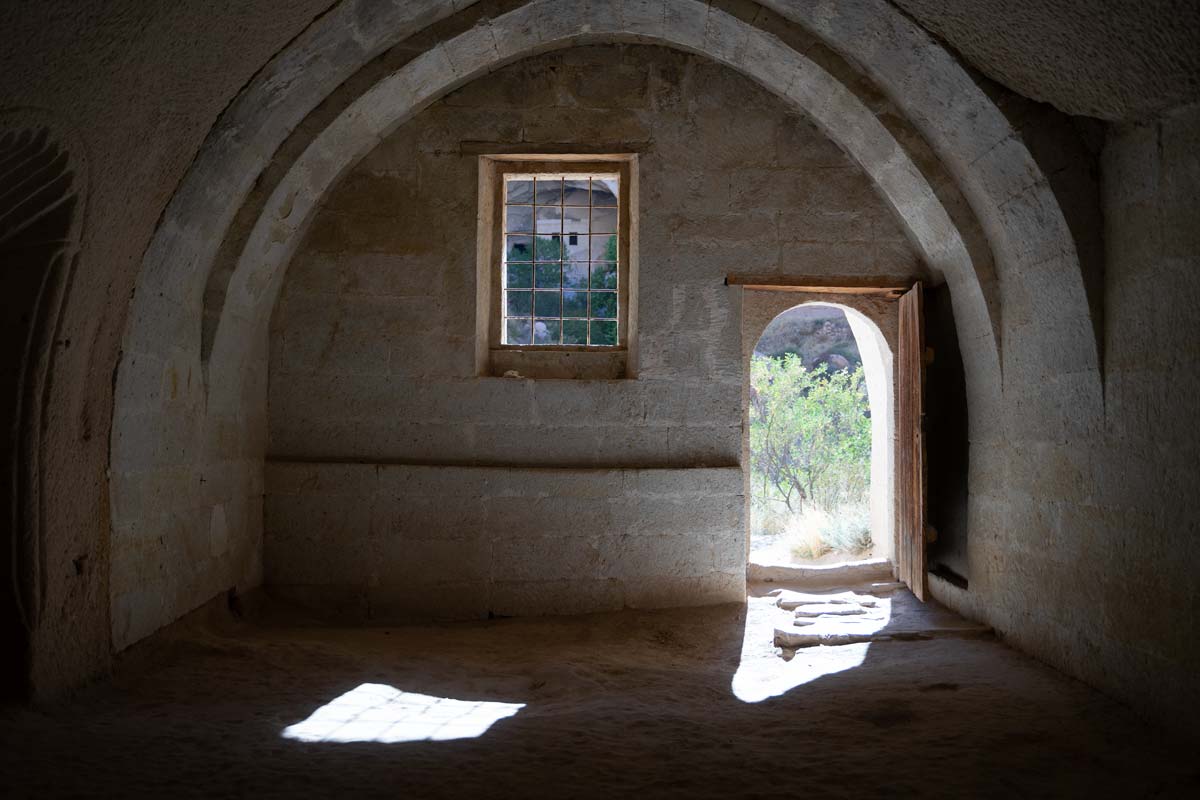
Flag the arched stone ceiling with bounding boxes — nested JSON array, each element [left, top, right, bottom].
[[208, 0, 996, 411], [760, 0, 1101, 390], [112, 0, 1106, 558], [119, 0, 1087, 388], [105, 0, 1111, 653], [891, 0, 1200, 121]]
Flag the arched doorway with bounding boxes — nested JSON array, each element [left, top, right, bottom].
[[747, 302, 893, 571]]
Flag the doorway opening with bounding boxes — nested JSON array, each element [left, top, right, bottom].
[[748, 303, 894, 571]]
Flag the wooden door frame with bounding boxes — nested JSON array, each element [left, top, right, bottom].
[[897, 283, 928, 600], [733, 275, 924, 593]]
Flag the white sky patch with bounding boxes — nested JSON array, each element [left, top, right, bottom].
[[283, 683, 525, 744]]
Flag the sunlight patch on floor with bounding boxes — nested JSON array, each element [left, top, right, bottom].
[[282, 683, 524, 743], [731, 594, 892, 703]]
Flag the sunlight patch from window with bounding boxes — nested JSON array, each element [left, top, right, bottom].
[[282, 683, 524, 743]]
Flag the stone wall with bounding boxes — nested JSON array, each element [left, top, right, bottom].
[[104, 0, 470, 654], [110, 0, 998, 665], [7, 0, 1194, 739], [1093, 102, 1200, 730], [0, 0, 332, 694], [265, 45, 921, 618], [930, 101, 1200, 736], [266, 462, 743, 618]]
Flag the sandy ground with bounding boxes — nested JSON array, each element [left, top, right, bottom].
[[1, 584, 1196, 799], [749, 531, 874, 567]]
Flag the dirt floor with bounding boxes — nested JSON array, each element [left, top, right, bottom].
[[1, 583, 1197, 799]]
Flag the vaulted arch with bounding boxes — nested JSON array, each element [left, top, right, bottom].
[[205, 0, 995, 411], [109, 0, 1097, 649]]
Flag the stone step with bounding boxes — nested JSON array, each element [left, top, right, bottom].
[[771, 589, 879, 609], [774, 626, 992, 648], [774, 619, 992, 648], [793, 604, 869, 617], [748, 558, 894, 587]]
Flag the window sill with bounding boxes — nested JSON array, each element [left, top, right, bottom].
[[489, 347, 627, 379]]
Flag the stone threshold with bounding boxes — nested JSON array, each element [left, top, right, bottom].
[[747, 557, 894, 587]]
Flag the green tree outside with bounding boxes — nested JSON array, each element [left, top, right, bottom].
[[750, 354, 872, 558]]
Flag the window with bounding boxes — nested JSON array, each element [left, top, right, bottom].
[[477, 155, 637, 379], [501, 173, 620, 347]]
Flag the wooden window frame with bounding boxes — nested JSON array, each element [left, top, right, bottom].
[[476, 154, 638, 379]]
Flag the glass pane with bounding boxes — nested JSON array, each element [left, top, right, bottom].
[[502, 174, 623, 350], [591, 234, 617, 261], [534, 177, 561, 204], [506, 317, 532, 345], [535, 262, 561, 288], [506, 290, 532, 317], [506, 235, 533, 261], [506, 179, 533, 204], [563, 179, 590, 205], [562, 206, 589, 234], [506, 262, 533, 289], [563, 319, 588, 345], [534, 290, 561, 317], [533, 319, 561, 345], [535, 206, 562, 235], [591, 206, 617, 234], [590, 291, 617, 319], [563, 261, 589, 289], [590, 319, 617, 346], [535, 235, 562, 261], [590, 261, 617, 290], [562, 290, 588, 318], [506, 205, 534, 233], [564, 235, 589, 261], [591, 178, 618, 206]]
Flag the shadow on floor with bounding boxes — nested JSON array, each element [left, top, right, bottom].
[[0, 585, 1196, 799]]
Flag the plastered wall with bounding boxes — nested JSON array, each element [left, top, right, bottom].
[[265, 45, 921, 619]]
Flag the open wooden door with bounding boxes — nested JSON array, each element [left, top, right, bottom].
[[897, 283, 928, 600]]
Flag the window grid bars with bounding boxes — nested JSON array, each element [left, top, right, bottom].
[[502, 174, 619, 347]]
